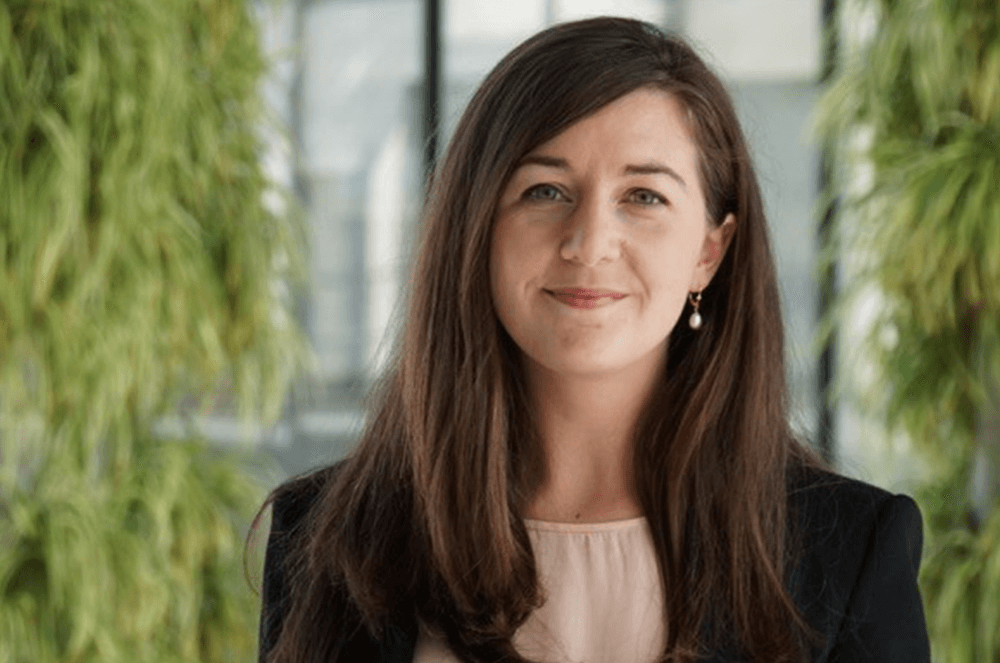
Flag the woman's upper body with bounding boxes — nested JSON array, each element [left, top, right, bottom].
[[252, 16, 931, 663], [258, 461, 929, 663]]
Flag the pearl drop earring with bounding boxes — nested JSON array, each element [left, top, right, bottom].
[[688, 291, 703, 330]]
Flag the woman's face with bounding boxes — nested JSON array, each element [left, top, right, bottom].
[[490, 88, 734, 380]]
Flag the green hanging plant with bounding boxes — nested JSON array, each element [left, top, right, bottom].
[[817, 0, 1000, 660], [0, 439, 270, 663], [0, 0, 308, 661]]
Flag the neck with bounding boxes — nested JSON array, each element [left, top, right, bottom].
[[523, 350, 665, 523]]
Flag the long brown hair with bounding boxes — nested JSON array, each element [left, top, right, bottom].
[[257, 16, 827, 663]]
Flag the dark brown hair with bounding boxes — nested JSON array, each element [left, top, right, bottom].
[[257, 16, 827, 663]]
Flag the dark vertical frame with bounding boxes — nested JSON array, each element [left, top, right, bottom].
[[423, 0, 441, 182], [817, 0, 838, 465]]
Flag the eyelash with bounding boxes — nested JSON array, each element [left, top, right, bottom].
[[522, 184, 667, 206], [524, 184, 566, 201], [627, 189, 667, 206]]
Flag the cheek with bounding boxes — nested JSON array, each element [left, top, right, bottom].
[[652, 230, 703, 283], [639, 234, 705, 326], [676, 225, 709, 281], [493, 220, 544, 285], [489, 225, 521, 322]]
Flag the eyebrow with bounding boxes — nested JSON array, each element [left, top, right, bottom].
[[624, 162, 688, 190], [517, 154, 688, 190]]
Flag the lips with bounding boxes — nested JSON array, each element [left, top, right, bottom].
[[546, 288, 626, 309], [548, 288, 626, 299]]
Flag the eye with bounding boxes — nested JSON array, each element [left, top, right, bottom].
[[628, 189, 667, 206], [524, 184, 566, 201]]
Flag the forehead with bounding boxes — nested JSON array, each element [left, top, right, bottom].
[[514, 88, 701, 182], [539, 88, 692, 148]]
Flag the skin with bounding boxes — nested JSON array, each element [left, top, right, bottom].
[[490, 87, 735, 523]]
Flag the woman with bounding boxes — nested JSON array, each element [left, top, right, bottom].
[[256, 17, 929, 663]]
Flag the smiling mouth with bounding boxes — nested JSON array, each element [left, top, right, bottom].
[[546, 290, 626, 309]]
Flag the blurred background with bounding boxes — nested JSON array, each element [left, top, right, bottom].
[[2, 0, 998, 661]]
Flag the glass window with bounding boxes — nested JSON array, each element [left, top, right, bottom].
[[256, 0, 425, 476]]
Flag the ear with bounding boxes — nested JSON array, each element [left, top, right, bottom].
[[690, 213, 736, 292]]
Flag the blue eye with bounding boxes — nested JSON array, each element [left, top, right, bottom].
[[525, 184, 565, 201], [629, 189, 667, 205]]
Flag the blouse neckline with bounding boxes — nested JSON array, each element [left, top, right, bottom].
[[523, 515, 648, 533]]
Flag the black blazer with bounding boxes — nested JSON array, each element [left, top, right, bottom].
[[258, 465, 930, 662]]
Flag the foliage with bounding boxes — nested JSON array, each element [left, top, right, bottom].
[[918, 471, 1000, 662], [817, 0, 1000, 660], [0, 0, 308, 468], [0, 439, 269, 663], [0, 0, 307, 660]]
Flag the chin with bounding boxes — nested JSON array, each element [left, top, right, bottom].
[[536, 349, 645, 378]]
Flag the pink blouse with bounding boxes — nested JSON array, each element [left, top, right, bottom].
[[413, 516, 665, 663]]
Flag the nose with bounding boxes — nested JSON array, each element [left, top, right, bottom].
[[559, 193, 623, 266]]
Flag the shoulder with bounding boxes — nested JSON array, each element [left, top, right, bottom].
[[787, 464, 924, 577], [787, 466, 929, 661], [259, 459, 418, 663], [258, 461, 343, 660], [268, 461, 345, 536], [788, 465, 921, 540], [260, 462, 341, 584]]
